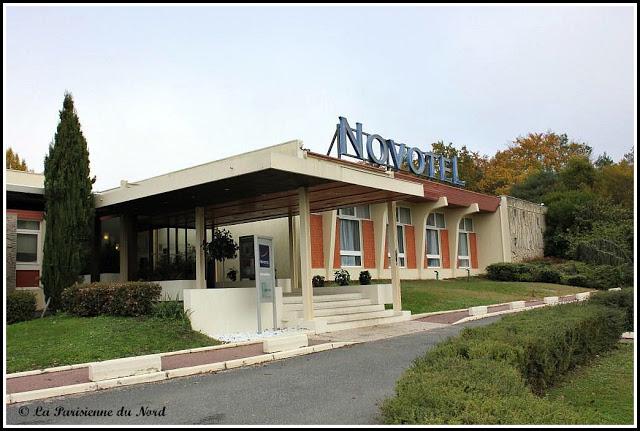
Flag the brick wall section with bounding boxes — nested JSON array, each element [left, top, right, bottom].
[[469, 232, 479, 269], [333, 219, 341, 268], [6, 213, 17, 292], [310, 214, 324, 268], [404, 225, 417, 269], [16, 270, 40, 288], [362, 219, 376, 268], [440, 229, 450, 269]]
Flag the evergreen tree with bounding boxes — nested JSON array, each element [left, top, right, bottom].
[[41, 93, 95, 311]]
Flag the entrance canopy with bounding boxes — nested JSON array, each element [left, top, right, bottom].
[[95, 140, 426, 226]]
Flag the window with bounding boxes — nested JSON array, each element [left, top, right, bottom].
[[426, 212, 445, 268], [457, 217, 473, 268], [338, 205, 370, 267], [396, 206, 412, 225], [16, 220, 40, 263], [387, 206, 411, 268]]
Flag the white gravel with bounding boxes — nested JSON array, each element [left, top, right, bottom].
[[215, 327, 307, 343]]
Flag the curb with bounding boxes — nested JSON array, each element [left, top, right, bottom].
[[6, 341, 355, 405], [452, 304, 548, 325], [6, 339, 260, 380], [451, 294, 581, 325], [409, 292, 586, 322]]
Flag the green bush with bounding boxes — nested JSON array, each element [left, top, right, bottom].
[[486, 263, 531, 281], [334, 269, 351, 286], [488, 260, 629, 290], [589, 288, 633, 331], [381, 358, 580, 425], [359, 270, 372, 285], [380, 302, 625, 424], [7, 290, 37, 324], [562, 274, 589, 288], [151, 299, 191, 322], [62, 282, 162, 317], [532, 267, 561, 284], [312, 275, 325, 288]]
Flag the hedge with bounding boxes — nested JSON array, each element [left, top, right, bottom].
[[61, 282, 162, 317], [589, 288, 633, 331], [381, 357, 581, 425], [7, 290, 37, 324], [486, 261, 631, 290], [380, 302, 625, 424]]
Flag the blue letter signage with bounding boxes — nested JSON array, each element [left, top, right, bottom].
[[329, 117, 466, 187]]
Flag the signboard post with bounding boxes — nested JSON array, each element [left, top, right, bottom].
[[254, 236, 277, 333]]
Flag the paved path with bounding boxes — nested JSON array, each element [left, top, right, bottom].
[[6, 317, 500, 425]]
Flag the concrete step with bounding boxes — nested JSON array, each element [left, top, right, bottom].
[[320, 311, 411, 332], [281, 303, 384, 321], [282, 293, 363, 304], [313, 304, 385, 317], [318, 309, 397, 324], [283, 299, 373, 311]]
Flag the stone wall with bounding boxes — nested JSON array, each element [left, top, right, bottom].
[[6, 213, 17, 292], [505, 196, 546, 262]]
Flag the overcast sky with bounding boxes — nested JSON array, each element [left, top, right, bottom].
[[4, 5, 636, 190]]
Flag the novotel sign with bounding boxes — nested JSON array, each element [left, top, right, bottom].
[[327, 117, 465, 187]]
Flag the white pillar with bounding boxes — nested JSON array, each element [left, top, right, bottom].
[[298, 187, 314, 321], [195, 207, 206, 289], [387, 201, 402, 312], [288, 211, 299, 291]]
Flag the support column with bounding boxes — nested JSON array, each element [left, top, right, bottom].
[[288, 211, 299, 292], [91, 216, 101, 282], [387, 201, 402, 312], [195, 207, 206, 289], [119, 215, 129, 282], [298, 187, 314, 321]]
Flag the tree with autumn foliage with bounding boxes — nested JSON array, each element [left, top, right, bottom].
[[430, 141, 488, 192], [6, 147, 29, 171], [476, 132, 592, 195]]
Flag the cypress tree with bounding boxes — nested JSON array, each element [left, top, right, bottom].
[[41, 93, 95, 311]]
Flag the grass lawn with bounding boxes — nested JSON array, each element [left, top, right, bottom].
[[397, 277, 592, 314], [545, 344, 634, 425], [7, 314, 220, 373]]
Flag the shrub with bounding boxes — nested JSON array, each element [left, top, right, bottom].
[[486, 263, 531, 281], [359, 271, 372, 285], [380, 302, 625, 424], [589, 288, 633, 331], [7, 290, 37, 324], [381, 358, 580, 425], [61, 282, 162, 317], [532, 267, 561, 284], [584, 264, 626, 290], [152, 299, 191, 322], [562, 274, 589, 287], [312, 275, 325, 288], [334, 269, 351, 286]]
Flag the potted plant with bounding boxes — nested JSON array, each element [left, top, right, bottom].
[[312, 275, 325, 288], [227, 268, 238, 282], [334, 269, 351, 286], [359, 270, 372, 285], [203, 228, 239, 288]]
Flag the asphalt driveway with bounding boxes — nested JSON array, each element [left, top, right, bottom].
[[6, 317, 500, 425]]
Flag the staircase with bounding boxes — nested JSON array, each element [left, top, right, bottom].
[[282, 292, 411, 333]]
